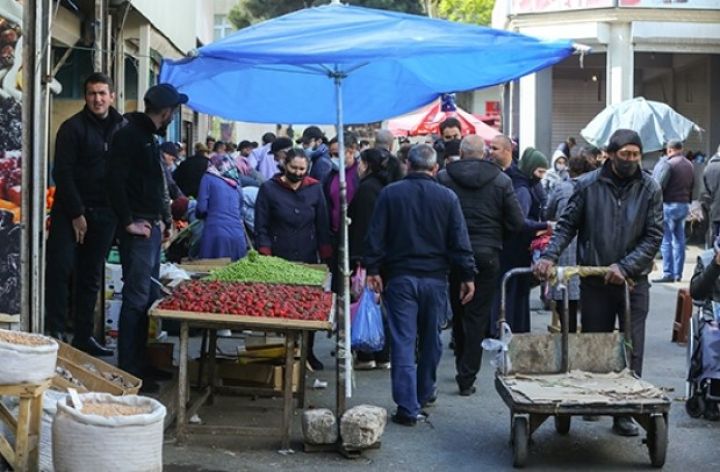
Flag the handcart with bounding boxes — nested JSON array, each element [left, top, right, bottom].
[[495, 267, 671, 468]]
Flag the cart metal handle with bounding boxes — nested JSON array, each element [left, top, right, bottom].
[[499, 266, 633, 374]]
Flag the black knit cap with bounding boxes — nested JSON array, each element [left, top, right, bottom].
[[606, 129, 643, 154]]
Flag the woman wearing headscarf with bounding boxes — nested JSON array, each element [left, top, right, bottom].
[[497, 147, 550, 333], [195, 153, 248, 261]]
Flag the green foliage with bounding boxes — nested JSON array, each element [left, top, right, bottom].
[[435, 0, 494, 25], [228, 0, 425, 29]]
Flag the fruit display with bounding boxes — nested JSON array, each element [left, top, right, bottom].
[[157, 280, 333, 322], [206, 250, 327, 286]]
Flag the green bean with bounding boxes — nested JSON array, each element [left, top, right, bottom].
[[205, 250, 326, 286]]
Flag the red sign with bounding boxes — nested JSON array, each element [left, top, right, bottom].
[[513, 0, 614, 13], [620, 0, 720, 8]]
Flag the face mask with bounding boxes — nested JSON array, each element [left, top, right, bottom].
[[330, 157, 340, 168], [555, 164, 567, 172], [612, 159, 638, 178], [285, 172, 304, 183]]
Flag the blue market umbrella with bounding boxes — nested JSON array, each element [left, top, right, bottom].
[[581, 97, 702, 153], [160, 3, 577, 399]]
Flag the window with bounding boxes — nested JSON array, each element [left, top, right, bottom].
[[214, 15, 233, 41]]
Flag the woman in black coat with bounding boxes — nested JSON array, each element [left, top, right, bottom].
[[347, 148, 400, 370], [254, 148, 331, 370]]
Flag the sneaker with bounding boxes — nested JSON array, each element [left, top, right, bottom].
[[354, 360, 376, 370], [675, 276, 683, 283], [652, 276, 675, 284], [612, 416, 639, 436], [391, 410, 428, 427], [459, 385, 477, 397], [375, 362, 391, 370]]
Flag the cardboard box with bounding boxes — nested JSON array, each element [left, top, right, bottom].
[[104, 298, 122, 337], [188, 359, 299, 392], [105, 263, 123, 294]]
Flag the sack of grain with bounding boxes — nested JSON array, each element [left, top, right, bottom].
[[52, 393, 166, 472], [0, 329, 58, 384]]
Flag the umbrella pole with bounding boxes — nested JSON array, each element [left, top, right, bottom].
[[333, 73, 353, 411]]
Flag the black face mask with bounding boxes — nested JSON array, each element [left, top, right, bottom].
[[612, 159, 638, 178], [285, 172, 304, 183]]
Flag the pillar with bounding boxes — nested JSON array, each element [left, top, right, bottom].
[[606, 22, 634, 106], [137, 23, 151, 111], [518, 67, 553, 157]]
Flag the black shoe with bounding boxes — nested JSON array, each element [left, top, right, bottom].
[[142, 366, 174, 381], [308, 354, 324, 371], [391, 411, 428, 427], [612, 416, 639, 436], [139, 377, 160, 394], [459, 385, 477, 397], [72, 337, 114, 357], [422, 388, 438, 408], [652, 276, 675, 284]]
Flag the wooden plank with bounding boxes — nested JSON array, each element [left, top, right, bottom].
[[185, 424, 281, 437], [149, 300, 333, 331], [0, 402, 17, 431], [14, 397, 31, 471], [28, 396, 42, 471], [186, 387, 212, 422], [0, 380, 51, 397], [0, 434, 15, 469], [281, 332, 295, 450], [177, 321, 189, 445], [0, 314, 20, 323]]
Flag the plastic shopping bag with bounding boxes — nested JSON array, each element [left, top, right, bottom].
[[351, 266, 367, 300], [351, 288, 385, 352], [481, 322, 513, 374]]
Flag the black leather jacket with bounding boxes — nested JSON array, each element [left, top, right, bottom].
[[690, 250, 720, 315], [542, 160, 663, 279]]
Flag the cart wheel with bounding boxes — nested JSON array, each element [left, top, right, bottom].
[[647, 415, 668, 468], [554, 415, 571, 435], [686, 395, 704, 418], [512, 416, 529, 468]]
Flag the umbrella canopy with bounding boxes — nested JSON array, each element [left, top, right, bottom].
[[580, 97, 702, 153], [160, 4, 576, 124], [387, 95, 500, 141]]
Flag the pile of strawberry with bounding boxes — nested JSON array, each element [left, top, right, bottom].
[[157, 280, 332, 321]]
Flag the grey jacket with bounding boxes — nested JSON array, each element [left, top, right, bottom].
[[701, 153, 720, 223]]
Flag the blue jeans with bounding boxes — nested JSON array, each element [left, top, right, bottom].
[[118, 224, 162, 377], [661, 202, 689, 279], [384, 276, 447, 418]]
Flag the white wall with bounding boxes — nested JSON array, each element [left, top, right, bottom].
[[130, 0, 198, 53]]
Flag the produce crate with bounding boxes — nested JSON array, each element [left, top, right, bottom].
[[53, 341, 141, 395], [188, 359, 300, 392]]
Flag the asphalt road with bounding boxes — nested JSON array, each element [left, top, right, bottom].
[[165, 253, 720, 471]]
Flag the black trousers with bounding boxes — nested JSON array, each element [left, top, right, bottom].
[[557, 300, 579, 333], [454, 251, 500, 390], [580, 277, 650, 376], [45, 207, 117, 339]]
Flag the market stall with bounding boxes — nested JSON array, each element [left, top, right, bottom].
[[149, 253, 334, 449]]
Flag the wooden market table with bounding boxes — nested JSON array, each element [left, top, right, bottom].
[[149, 301, 333, 450]]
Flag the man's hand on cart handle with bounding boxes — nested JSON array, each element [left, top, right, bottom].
[[533, 258, 555, 280], [367, 274, 384, 294], [604, 263, 626, 285], [460, 281, 475, 305]]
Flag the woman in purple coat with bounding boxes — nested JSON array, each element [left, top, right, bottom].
[[195, 154, 248, 261]]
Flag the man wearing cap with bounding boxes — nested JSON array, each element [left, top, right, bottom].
[[160, 141, 184, 200], [107, 83, 188, 393], [270, 137, 294, 172], [45, 72, 125, 356], [652, 140, 694, 283], [298, 126, 333, 184], [535, 129, 663, 437]]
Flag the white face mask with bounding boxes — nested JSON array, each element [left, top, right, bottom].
[[330, 157, 341, 168], [556, 163, 567, 172]]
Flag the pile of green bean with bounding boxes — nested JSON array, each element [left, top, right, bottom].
[[206, 250, 327, 286]]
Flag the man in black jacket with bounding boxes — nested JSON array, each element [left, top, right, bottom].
[[364, 144, 476, 426], [173, 142, 209, 198], [438, 135, 524, 395], [45, 73, 125, 356], [107, 83, 187, 392], [535, 129, 663, 437]]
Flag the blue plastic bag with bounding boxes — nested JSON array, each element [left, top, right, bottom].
[[351, 288, 385, 352]]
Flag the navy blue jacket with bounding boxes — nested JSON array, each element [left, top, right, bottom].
[[363, 173, 475, 282], [308, 144, 333, 184], [254, 175, 332, 264]]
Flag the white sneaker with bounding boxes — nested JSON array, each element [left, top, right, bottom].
[[355, 360, 376, 370]]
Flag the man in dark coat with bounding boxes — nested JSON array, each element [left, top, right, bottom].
[[438, 135, 524, 395], [364, 144, 476, 426], [535, 129, 664, 437], [173, 142, 209, 198], [45, 72, 125, 356], [107, 83, 187, 393]]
